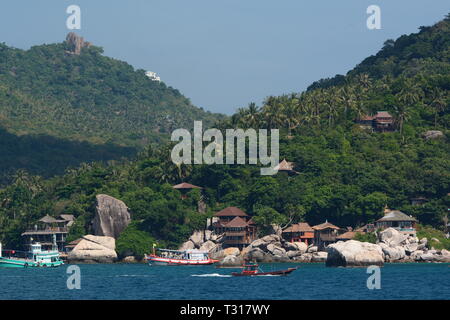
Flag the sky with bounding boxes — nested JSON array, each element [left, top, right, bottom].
[[0, 1, 448, 115]]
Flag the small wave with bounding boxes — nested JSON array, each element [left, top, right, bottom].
[[191, 273, 232, 278], [115, 274, 151, 277]]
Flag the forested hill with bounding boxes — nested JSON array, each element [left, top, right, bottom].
[[308, 14, 450, 90], [0, 34, 223, 145], [0, 16, 449, 251], [0, 33, 224, 182]]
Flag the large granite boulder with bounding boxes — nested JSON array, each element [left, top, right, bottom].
[[68, 235, 117, 263], [379, 243, 406, 261], [266, 243, 286, 256], [218, 254, 243, 267], [199, 240, 217, 252], [404, 243, 419, 255], [189, 231, 205, 248], [293, 242, 308, 254], [293, 253, 312, 262], [379, 228, 408, 247], [267, 224, 283, 237], [223, 247, 240, 257], [423, 130, 444, 140], [93, 194, 131, 239], [311, 251, 328, 262], [178, 240, 196, 251], [326, 240, 384, 267], [65, 32, 92, 55]]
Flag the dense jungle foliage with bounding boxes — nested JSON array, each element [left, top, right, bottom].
[[0, 16, 449, 251], [0, 35, 223, 183]]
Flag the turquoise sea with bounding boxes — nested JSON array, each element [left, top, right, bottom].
[[0, 263, 449, 300]]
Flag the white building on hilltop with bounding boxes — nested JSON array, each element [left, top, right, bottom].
[[145, 71, 161, 82]]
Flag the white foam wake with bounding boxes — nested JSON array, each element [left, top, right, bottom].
[[191, 273, 232, 277]]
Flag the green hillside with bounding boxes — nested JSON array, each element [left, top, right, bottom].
[[0, 16, 448, 251], [0, 34, 224, 182]]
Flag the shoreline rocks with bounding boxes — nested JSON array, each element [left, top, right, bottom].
[[326, 240, 384, 267], [68, 235, 118, 263], [182, 227, 450, 266], [93, 194, 131, 239]]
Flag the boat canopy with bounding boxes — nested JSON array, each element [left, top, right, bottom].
[[157, 248, 209, 254]]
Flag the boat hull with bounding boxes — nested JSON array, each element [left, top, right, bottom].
[[232, 267, 298, 276], [146, 255, 218, 266], [0, 257, 64, 268]]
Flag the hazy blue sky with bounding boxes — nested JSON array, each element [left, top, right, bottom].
[[0, 1, 448, 114]]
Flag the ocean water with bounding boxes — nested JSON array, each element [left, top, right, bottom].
[[0, 263, 449, 300]]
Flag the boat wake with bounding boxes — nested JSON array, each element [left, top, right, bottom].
[[115, 274, 151, 278], [191, 273, 232, 278]]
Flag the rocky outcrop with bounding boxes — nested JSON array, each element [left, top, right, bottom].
[[122, 256, 139, 263], [212, 247, 241, 262], [326, 240, 384, 267], [423, 130, 444, 140], [379, 243, 406, 262], [375, 228, 449, 263], [93, 194, 131, 239], [189, 231, 205, 248], [68, 235, 117, 263], [66, 32, 91, 55], [218, 254, 243, 267], [243, 235, 324, 263], [379, 228, 408, 247], [311, 251, 328, 262], [199, 240, 217, 252], [179, 240, 196, 251]]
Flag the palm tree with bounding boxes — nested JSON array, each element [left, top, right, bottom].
[[283, 95, 300, 136], [393, 103, 410, 136], [243, 102, 260, 128], [357, 73, 372, 91], [430, 89, 447, 128]]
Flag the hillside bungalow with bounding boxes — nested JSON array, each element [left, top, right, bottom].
[[373, 111, 395, 132], [410, 197, 428, 206], [21, 214, 75, 251], [212, 207, 257, 249], [282, 222, 314, 245], [312, 221, 341, 250], [375, 209, 417, 235], [356, 111, 395, 132]]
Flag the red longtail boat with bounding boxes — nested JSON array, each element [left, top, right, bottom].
[[231, 261, 298, 276]]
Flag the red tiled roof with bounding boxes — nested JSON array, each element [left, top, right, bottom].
[[173, 182, 202, 189], [214, 207, 248, 217], [375, 111, 393, 119]]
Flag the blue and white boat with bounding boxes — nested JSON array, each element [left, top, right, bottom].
[[0, 241, 63, 268]]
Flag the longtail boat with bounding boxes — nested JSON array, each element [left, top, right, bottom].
[[231, 261, 298, 276]]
